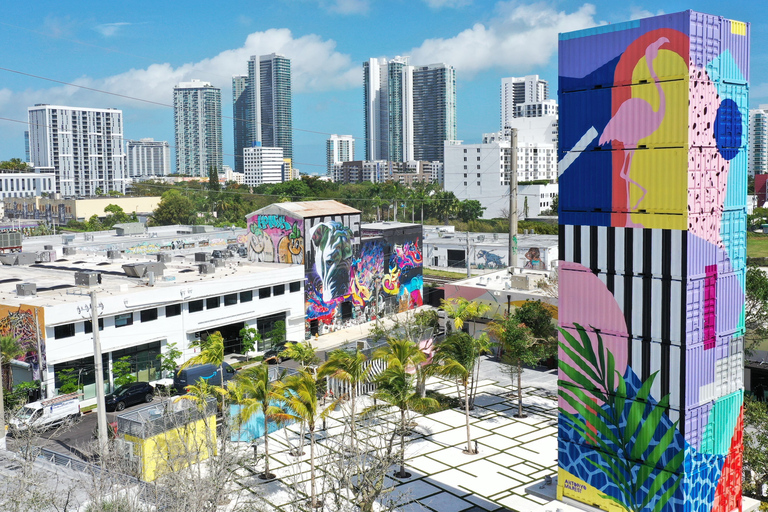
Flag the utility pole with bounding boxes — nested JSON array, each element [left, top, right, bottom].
[[34, 309, 45, 396], [466, 231, 471, 278], [0, 361, 5, 450], [90, 291, 109, 457], [508, 129, 518, 269]]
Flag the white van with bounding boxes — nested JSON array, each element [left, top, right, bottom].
[[9, 393, 81, 433]]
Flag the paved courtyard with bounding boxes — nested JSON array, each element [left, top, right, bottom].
[[229, 358, 586, 512]]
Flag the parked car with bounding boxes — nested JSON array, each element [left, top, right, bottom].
[[173, 362, 237, 393], [263, 342, 290, 364], [8, 393, 81, 433], [105, 382, 155, 412]]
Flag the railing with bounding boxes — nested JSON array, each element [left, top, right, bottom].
[[116, 397, 217, 439]]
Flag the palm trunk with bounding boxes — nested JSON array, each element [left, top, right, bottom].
[[310, 423, 317, 508], [399, 409, 406, 477], [517, 360, 523, 417], [464, 380, 473, 453], [263, 409, 270, 478]]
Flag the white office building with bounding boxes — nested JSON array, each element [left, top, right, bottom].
[[126, 138, 171, 178], [173, 80, 223, 177], [28, 105, 127, 197], [501, 75, 549, 128], [518, 183, 559, 219], [514, 99, 558, 119], [750, 105, 768, 177], [326, 135, 356, 176], [484, 116, 558, 183], [0, 170, 55, 200], [444, 140, 514, 219], [243, 145, 285, 186]]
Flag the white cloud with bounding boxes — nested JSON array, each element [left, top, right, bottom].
[[1, 28, 359, 118], [424, 0, 471, 8], [409, 2, 601, 76], [629, 6, 665, 20], [94, 22, 131, 37]]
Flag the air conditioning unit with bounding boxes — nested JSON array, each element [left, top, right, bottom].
[[198, 263, 215, 274], [16, 283, 37, 296], [156, 252, 172, 263], [107, 250, 121, 259], [194, 252, 210, 262], [212, 258, 225, 267], [62, 247, 76, 256], [75, 271, 102, 287]]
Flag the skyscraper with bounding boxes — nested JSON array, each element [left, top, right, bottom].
[[501, 75, 549, 128], [326, 134, 355, 176], [232, 75, 248, 174], [363, 56, 413, 162], [173, 79, 222, 176], [240, 54, 293, 162], [28, 104, 127, 196], [413, 63, 456, 162], [243, 145, 285, 186], [749, 105, 768, 176], [126, 138, 171, 178]]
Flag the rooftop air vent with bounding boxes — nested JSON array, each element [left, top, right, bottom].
[[16, 283, 36, 296], [198, 262, 215, 274], [75, 271, 102, 287]]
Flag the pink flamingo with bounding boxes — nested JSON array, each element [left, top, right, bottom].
[[599, 37, 669, 215]]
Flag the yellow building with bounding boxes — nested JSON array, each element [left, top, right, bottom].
[[3, 196, 161, 225], [117, 398, 217, 482]]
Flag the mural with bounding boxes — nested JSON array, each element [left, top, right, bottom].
[[0, 304, 46, 378], [245, 213, 304, 264], [476, 249, 505, 269], [558, 11, 747, 512]]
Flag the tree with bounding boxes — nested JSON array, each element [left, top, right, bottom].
[[746, 264, 768, 355], [230, 364, 292, 480], [266, 320, 286, 346], [207, 166, 220, 191], [1, 335, 24, 392], [112, 356, 136, 389], [744, 395, 768, 499], [429, 331, 491, 454], [56, 368, 80, 394], [274, 370, 339, 509], [150, 190, 197, 226], [368, 338, 437, 477], [182, 331, 225, 387], [157, 342, 182, 378], [238, 327, 261, 362], [513, 300, 557, 341], [280, 341, 317, 369], [429, 190, 460, 224], [317, 349, 371, 450], [0, 158, 30, 170], [457, 199, 486, 222], [441, 297, 492, 344]]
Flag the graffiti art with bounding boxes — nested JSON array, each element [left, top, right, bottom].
[[245, 213, 304, 264]]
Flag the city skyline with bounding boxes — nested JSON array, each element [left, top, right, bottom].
[[0, 1, 766, 174]]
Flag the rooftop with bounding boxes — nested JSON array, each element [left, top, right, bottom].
[[251, 200, 361, 218]]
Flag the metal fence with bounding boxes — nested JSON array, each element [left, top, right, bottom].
[[116, 397, 217, 439]]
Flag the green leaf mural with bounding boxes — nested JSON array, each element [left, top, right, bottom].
[[558, 324, 685, 512]]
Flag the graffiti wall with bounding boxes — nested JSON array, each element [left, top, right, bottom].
[[0, 304, 46, 378], [558, 11, 747, 512], [245, 213, 305, 264]]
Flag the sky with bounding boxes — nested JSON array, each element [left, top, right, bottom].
[[0, 0, 767, 175]]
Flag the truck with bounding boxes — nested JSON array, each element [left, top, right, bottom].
[[8, 393, 81, 434]]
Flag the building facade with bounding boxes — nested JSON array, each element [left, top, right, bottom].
[[364, 56, 413, 163], [517, 183, 558, 218], [28, 105, 127, 196], [413, 63, 456, 162], [0, 171, 55, 200], [501, 75, 548, 128], [126, 138, 171, 178], [4, 196, 161, 225], [749, 105, 768, 177], [513, 99, 558, 119], [232, 75, 248, 174], [331, 160, 440, 185], [326, 134, 355, 176], [173, 80, 223, 177], [558, 11, 747, 511], [243, 145, 285, 186]]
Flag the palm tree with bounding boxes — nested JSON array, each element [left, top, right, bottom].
[[274, 370, 338, 509], [317, 349, 371, 449], [280, 341, 318, 370], [1, 335, 24, 392], [230, 364, 292, 480], [429, 332, 491, 455], [181, 331, 225, 387], [367, 341, 437, 478]]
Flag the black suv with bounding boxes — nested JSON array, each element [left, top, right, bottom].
[[105, 382, 155, 412], [263, 342, 290, 364]]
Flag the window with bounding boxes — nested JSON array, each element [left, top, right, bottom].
[[224, 293, 238, 306], [115, 313, 133, 328], [477, 181, 481, 186], [189, 300, 204, 313], [140, 308, 158, 322], [290, 281, 301, 293], [166, 304, 181, 317], [477, 157, 480, 161], [477, 148, 481, 153], [463, 157, 467, 161], [84, 319, 104, 333], [463, 173, 467, 178], [207, 297, 220, 309], [273, 284, 285, 296], [240, 290, 253, 302], [463, 149, 467, 153], [259, 287, 272, 299], [54, 324, 75, 339], [477, 165, 480, 169]]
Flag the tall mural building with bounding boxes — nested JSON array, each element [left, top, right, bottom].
[[245, 201, 423, 337], [557, 11, 747, 512]]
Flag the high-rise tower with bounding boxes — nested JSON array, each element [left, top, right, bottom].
[[413, 63, 456, 162], [232, 75, 248, 174], [501, 75, 548, 128], [28, 104, 127, 196], [363, 56, 413, 162], [173, 79, 222, 176], [749, 105, 768, 177], [243, 54, 293, 161], [557, 11, 748, 511], [326, 134, 355, 176]]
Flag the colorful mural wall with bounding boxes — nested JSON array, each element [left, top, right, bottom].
[[558, 11, 747, 512], [245, 213, 305, 264], [0, 304, 46, 378]]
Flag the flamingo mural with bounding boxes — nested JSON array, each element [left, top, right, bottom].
[[599, 37, 669, 220]]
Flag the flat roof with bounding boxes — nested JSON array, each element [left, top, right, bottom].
[[361, 221, 421, 230], [445, 268, 555, 298], [250, 200, 361, 218], [423, 227, 558, 249]]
